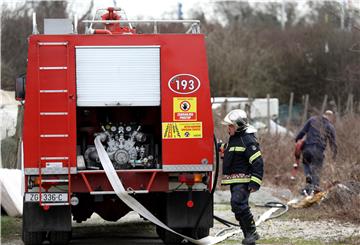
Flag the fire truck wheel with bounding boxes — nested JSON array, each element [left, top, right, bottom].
[[48, 231, 72, 245], [22, 230, 46, 245]]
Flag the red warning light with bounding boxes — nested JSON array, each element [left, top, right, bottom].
[[186, 200, 194, 208]]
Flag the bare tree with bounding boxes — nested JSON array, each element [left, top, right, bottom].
[[195, 1, 359, 107]]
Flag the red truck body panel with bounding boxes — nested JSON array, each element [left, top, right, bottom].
[[24, 34, 213, 176]]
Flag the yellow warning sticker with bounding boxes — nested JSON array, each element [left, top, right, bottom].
[[173, 97, 197, 121], [162, 122, 202, 139]]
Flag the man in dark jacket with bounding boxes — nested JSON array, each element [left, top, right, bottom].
[[220, 109, 264, 245], [295, 110, 337, 195]]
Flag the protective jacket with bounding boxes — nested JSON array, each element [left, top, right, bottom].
[[221, 131, 264, 190]]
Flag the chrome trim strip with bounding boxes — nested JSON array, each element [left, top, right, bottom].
[[41, 179, 69, 183], [38, 42, 68, 46], [40, 112, 68, 116], [24, 167, 77, 175], [162, 164, 213, 172], [40, 134, 68, 138], [41, 157, 69, 160], [39, 66, 67, 70], [40, 90, 68, 93]]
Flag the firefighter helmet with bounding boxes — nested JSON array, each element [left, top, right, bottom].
[[222, 109, 257, 133], [222, 109, 248, 130]]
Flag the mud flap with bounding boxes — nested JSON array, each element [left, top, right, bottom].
[[23, 201, 71, 232], [164, 191, 213, 229]]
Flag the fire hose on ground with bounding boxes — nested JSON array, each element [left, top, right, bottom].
[[94, 134, 288, 244]]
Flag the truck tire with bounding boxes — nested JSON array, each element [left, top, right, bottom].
[[22, 230, 46, 245], [49, 231, 71, 245]]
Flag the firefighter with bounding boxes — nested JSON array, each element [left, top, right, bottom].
[[295, 110, 337, 195], [220, 109, 264, 245]]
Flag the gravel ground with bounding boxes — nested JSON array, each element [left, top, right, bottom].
[[3, 187, 360, 244], [212, 204, 360, 244], [213, 187, 360, 244], [73, 187, 360, 244]]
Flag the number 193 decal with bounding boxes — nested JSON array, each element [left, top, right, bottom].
[[168, 74, 201, 95]]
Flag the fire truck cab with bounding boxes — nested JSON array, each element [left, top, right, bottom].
[[19, 8, 214, 245]]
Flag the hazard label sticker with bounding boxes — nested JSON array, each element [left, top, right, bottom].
[[173, 97, 197, 121], [162, 122, 202, 139]]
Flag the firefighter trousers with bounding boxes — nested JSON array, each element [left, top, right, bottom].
[[230, 183, 256, 236]]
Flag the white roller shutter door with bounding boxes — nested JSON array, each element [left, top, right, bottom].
[[76, 46, 160, 106]]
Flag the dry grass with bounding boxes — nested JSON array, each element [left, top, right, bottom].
[[260, 114, 360, 224]]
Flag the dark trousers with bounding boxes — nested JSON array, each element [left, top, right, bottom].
[[230, 183, 256, 233], [230, 183, 251, 219], [302, 145, 324, 187]]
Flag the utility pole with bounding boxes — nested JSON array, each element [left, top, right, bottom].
[[340, 0, 345, 30], [281, 0, 286, 30], [178, 2, 183, 20], [267, 94, 271, 133], [286, 92, 294, 135], [348, 0, 353, 31]]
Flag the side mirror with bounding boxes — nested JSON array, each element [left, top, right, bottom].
[[15, 74, 26, 101]]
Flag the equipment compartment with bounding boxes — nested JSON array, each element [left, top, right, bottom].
[[76, 106, 162, 170]]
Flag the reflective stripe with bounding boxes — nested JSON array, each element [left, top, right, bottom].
[[250, 176, 262, 185], [229, 146, 246, 152], [221, 178, 251, 185], [249, 151, 261, 164]]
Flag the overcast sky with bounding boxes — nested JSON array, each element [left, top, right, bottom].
[[2, 0, 206, 19], [89, 0, 202, 19], [2, 0, 359, 22], [67, 0, 360, 20]]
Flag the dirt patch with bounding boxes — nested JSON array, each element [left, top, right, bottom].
[[2, 200, 360, 245], [213, 187, 360, 244], [320, 181, 360, 223], [213, 204, 360, 244]]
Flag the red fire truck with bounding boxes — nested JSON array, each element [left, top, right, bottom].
[[16, 7, 215, 245]]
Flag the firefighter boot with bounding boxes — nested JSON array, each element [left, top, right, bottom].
[[239, 219, 246, 238], [240, 214, 260, 244]]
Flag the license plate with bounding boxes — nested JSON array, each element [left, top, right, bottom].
[[25, 193, 68, 203]]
